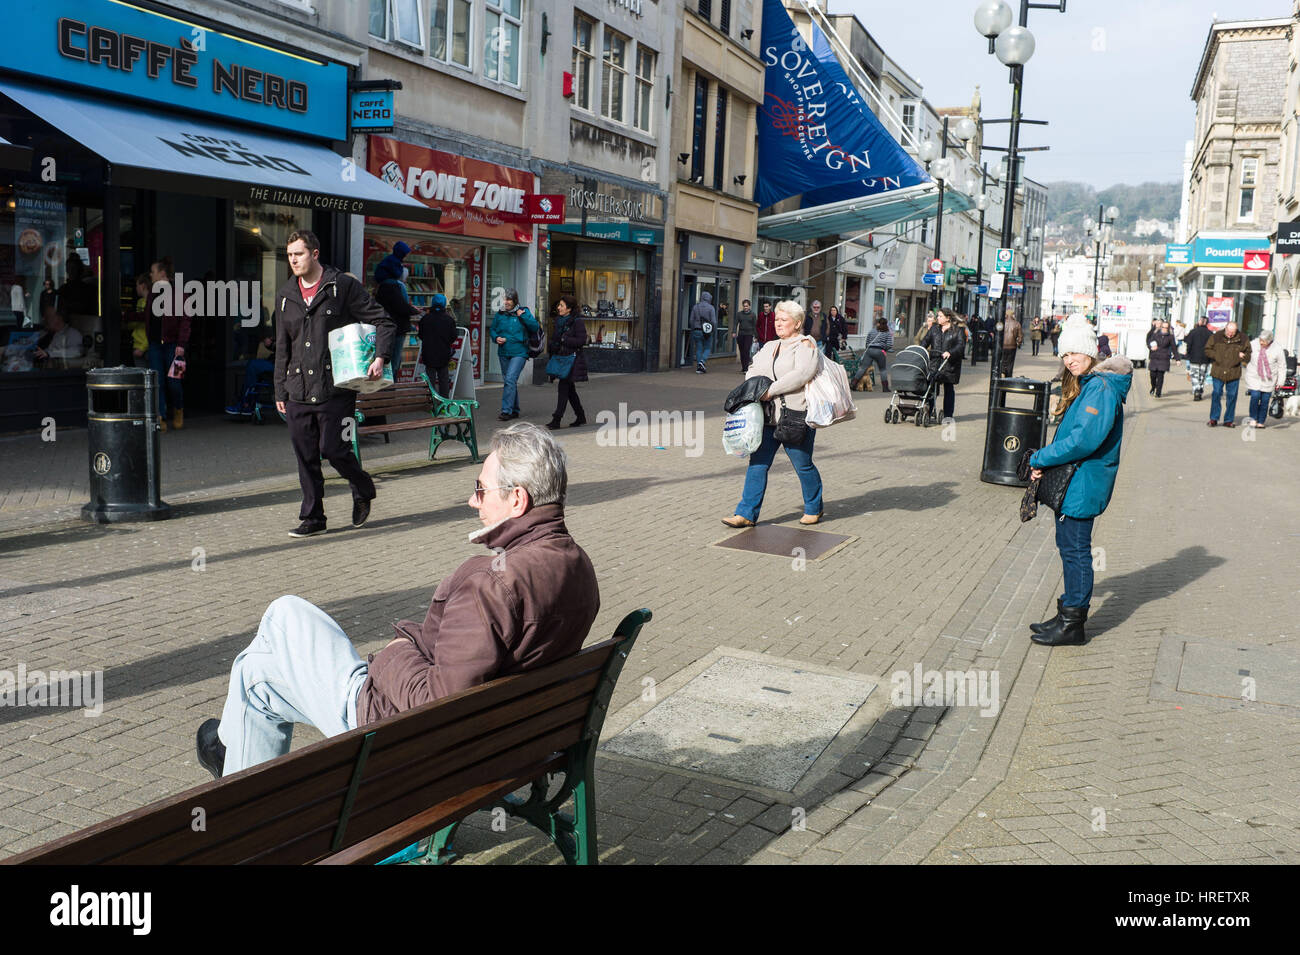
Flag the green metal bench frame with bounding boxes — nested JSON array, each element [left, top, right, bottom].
[[379, 607, 650, 866], [352, 374, 480, 466]]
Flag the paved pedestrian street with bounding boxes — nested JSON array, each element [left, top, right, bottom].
[[1, 352, 1298, 865]]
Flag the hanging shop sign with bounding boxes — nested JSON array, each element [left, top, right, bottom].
[[5, 0, 347, 139], [349, 90, 394, 132], [525, 194, 566, 224], [1242, 250, 1271, 272], [367, 136, 534, 242], [1164, 243, 1191, 265], [1275, 220, 1300, 255]]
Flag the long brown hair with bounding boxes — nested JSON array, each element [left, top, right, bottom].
[[1057, 356, 1099, 417]]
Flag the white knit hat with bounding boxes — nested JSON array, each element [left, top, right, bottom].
[[1056, 314, 1098, 359]]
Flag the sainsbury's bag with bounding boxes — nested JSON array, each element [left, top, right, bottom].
[[329, 323, 394, 393], [804, 352, 856, 428]]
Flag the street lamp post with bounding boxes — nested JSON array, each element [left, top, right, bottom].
[[1087, 203, 1118, 320], [921, 117, 976, 310]]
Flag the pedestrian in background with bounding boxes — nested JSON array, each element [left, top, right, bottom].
[[735, 298, 756, 373], [1001, 307, 1023, 377], [804, 299, 823, 338], [1049, 316, 1062, 356], [546, 294, 588, 430], [1145, 320, 1177, 398], [1204, 321, 1251, 428], [756, 300, 776, 345], [1184, 316, 1212, 401], [1027, 315, 1132, 647], [922, 307, 966, 421], [824, 305, 848, 359], [853, 316, 893, 391], [373, 241, 420, 369], [146, 256, 189, 431], [491, 288, 539, 420], [914, 310, 936, 346], [723, 299, 824, 528], [418, 292, 457, 397], [1242, 329, 1285, 428], [1029, 315, 1043, 356], [689, 291, 716, 373]]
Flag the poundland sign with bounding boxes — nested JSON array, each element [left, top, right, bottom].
[[3, 0, 347, 139], [1189, 235, 1271, 268]]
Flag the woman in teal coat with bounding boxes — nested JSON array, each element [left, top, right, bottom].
[[1027, 315, 1133, 646], [489, 288, 539, 421]]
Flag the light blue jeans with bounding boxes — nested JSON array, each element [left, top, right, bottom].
[[217, 595, 369, 775], [692, 329, 712, 366], [500, 353, 527, 414], [735, 424, 822, 521]]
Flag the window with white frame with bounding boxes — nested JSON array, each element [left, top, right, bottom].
[[431, 0, 472, 68], [485, 0, 522, 87], [602, 29, 628, 123], [1239, 156, 1258, 221], [633, 45, 656, 133], [369, 0, 423, 48], [572, 15, 595, 111], [901, 102, 916, 137]]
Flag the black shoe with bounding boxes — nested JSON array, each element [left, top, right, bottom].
[[196, 718, 226, 780], [497, 412, 512, 421], [1030, 598, 1064, 634], [289, 520, 327, 538], [509, 411, 520, 419], [1032, 605, 1088, 646], [568, 417, 587, 427], [352, 498, 372, 528], [546, 417, 562, 430]]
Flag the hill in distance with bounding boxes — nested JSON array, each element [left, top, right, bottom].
[[1045, 181, 1181, 242]]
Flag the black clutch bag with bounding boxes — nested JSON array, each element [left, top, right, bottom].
[[1018, 450, 1078, 515]]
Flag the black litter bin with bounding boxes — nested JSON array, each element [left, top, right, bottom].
[[980, 376, 1051, 487], [973, 330, 992, 364], [81, 367, 171, 523]]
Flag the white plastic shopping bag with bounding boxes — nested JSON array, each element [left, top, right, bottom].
[[722, 402, 765, 456], [329, 323, 395, 393], [804, 352, 856, 428]]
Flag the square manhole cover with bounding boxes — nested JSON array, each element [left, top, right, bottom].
[[1152, 637, 1300, 713], [602, 653, 878, 792], [713, 525, 856, 561]]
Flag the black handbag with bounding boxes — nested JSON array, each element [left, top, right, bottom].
[[772, 396, 807, 445], [1018, 450, 1078, 515]]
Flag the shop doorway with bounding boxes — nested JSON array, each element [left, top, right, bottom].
[[678, 271, 738, 365]]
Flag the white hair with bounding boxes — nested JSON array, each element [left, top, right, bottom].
[[491, 422, 568, 507], [774, 299, 805, 326]]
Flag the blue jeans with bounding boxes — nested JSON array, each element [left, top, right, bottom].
[[692, 329, 712, 366], [735, 424, 823, 521], [500, 353, 527, 414], [217, 596, 369, 775], [1055, 514, 1096, 609], [147, 342, 183, 418], [1210, 377, 1239, 423], [1248, 390, 1271, 425]]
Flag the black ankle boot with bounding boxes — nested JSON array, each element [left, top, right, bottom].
[[1032, 605, 1088, 646], [546, 417, 562, 430], [196, 718, 226, 779], [1030, 597, 1063, 634]]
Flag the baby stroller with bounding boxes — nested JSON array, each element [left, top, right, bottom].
[[225, 364, 280, 424], [884, 345, 946, 427], [1268, 350, 1296, 419]]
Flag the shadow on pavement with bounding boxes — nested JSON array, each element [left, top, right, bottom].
[[1088, 544, 1227, 636], [763, 480, 960, 525]]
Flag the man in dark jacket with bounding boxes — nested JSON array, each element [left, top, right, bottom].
[[1184, 316, 1213, 400], [735, 299, 756, 373], [274, 230, 395, 537], [1204, 321, 1252, 428], [194, 423, 600, 778], [418, 293, 458, 396], [689, 291, 716, 373], [1001, 308, 1023, 377], [373, 240, 420, 368], [756, 301, 776, 345]]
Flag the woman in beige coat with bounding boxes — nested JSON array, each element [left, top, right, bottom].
[[723, 300, 825, 527]]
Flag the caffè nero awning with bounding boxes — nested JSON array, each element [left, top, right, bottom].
[[0, 80, 439, 224], [757, 183, 972, 243]]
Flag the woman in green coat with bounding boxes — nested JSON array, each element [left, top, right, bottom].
[[489, 288, 539, 421]]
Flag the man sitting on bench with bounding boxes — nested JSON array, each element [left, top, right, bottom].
[[195, 422, 600, 778]]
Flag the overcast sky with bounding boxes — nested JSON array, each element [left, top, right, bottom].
[[836, 0, 1294, 188]]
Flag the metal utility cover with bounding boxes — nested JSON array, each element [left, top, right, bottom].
[[603, 654, 878, 792], [1151, 637, 1300, 714], [713, 525, 855, 561]]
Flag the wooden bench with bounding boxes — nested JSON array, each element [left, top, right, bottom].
[[5, 608, 652, 866], [352, 376, 479, 465]]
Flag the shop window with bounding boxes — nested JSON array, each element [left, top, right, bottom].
[[485, 0, 522, 87], [233, 202, 309, 355], [602, 29, 628, 123], [713, 87, 728, 191], [691, 76, 708, 182], [550, 245, 644, 352], [431, 0, 472, 68], [634, 46, 657, 133], [572, 15, 595, 111]]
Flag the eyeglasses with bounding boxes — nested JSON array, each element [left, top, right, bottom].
[[473, 479, 516, 503]]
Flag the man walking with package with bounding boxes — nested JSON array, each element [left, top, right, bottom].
[[274, 230, 396, 538]]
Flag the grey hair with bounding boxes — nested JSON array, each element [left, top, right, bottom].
[[490, 421, 568, 507], [774, 299, 805, 327], [1259, 329, 1275, 343], [503, 288, 520, 306]]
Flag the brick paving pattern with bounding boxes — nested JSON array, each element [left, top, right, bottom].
[[0, 351, 1296, 864]]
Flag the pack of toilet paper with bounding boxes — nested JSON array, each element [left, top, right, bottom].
[[328, 323, 394, 393]]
